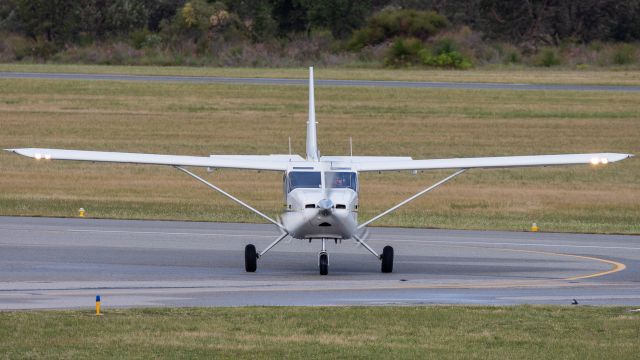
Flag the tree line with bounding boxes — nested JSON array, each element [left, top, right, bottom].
[[0, 0, 638, 67], [2, 1, 639, 45]]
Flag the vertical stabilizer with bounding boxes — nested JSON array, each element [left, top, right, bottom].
[[306, 67, 319, 161]]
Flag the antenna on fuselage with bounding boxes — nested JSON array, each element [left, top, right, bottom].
[[306, 66, 319, 162], [288, 136, 292, 156]]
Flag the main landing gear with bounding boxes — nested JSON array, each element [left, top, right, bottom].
[[245, 244, 257, 272], [245, 237, 393, 275], [381, 245, 394, 273]]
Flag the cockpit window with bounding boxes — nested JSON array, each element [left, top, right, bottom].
[[326, 172, 357, 191], [287, 171, 322, 192]]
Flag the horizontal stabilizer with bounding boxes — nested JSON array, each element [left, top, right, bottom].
[[321, 156, 412, 162]]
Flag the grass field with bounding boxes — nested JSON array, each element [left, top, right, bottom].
[[4, 63, 640, 86], [0, 307, 638, 359], [0, 66, 638, 233]]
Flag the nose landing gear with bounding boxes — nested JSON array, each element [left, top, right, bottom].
[[319, 252, 329, 275], [319, 238, 329, 275]]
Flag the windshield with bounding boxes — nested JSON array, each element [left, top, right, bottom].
[[287, 171, 322, 192], [326, 172, 357, 191]]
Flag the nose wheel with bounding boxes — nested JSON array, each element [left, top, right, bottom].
[[319, 252, 329, 275], [318, 238, 329, 275]]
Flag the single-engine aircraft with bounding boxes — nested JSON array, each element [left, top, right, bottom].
[[6, 67, 633, 275]]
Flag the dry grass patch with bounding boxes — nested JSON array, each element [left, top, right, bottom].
[[0, 76, 638, 233]]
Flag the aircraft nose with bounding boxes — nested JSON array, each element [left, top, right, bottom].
[[317, 199, 334, 216]]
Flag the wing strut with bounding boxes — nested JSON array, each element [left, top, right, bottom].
[[358, 169, 467, 230], [353, 233, 381, 258], [175, 166, 287, 232], [258, 232, 289, 258]]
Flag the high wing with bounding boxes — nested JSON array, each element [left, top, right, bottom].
[[349, 153, 632, 172], [4, 148, 302, 171]]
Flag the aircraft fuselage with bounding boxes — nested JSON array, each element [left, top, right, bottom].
[[280, 163, 358, 239]]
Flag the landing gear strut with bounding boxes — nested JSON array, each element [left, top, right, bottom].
[[353, 234, 394, 273]]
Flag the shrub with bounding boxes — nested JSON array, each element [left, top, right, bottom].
[[131, 28, 151, 49], [534, 48, 561, 67], [0, 33, 33, 61], [505, 51, 520, 64], [384, 37, 425, 67], [419, 38, 472, 69], [612, 43, 637, 65], [29, 40, 57, 60], [349, 9, 448, 50], [432, 38, 456, 55], [420, 49, 472, 69]]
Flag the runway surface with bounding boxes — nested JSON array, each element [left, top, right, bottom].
[[0, 216, 638, 309], [2, 71, 640, 92]]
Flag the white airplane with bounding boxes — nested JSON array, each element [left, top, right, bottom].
[[5, 67, 633, 275]]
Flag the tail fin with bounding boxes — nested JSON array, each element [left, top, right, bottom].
[[306, 66, 319, 161]]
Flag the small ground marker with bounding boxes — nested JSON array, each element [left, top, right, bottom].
[[95, 295, 102, 316], [79, 208, 86, 217], [531, 222, 539, 232]]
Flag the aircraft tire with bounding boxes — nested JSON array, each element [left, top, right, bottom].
[[245, 244, 257, 272], [381, 246, 394, 273], [319, 253, 328, 275]]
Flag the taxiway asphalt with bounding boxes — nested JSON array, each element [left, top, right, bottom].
[[0, 216, 638, 309], [2, 71, 640, 92]]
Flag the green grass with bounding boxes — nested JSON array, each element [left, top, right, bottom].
[[0, 307, 638, 359], [0, 69, 638, 234]]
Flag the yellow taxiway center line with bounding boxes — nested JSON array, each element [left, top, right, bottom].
[[563, 254, 626, 280], [464, 245, 627, 281]]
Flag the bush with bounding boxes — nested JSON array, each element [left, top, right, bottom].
[[534, 48, 561, 67], [0, 33, 33, 61], [432, 38, 456, 55], [29, 39, 57, 60], [505, 51, 520, 64], [420, 38, 472, 69], [420, 49, 472, 69], [383, 36, 473, 69], [349, 9, 449, 50], [131, 28, 151, 49], [612, 43, 637, 65], [384, 37, 425, 67]]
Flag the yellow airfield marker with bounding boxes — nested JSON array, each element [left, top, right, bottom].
[[531, 223, 539, 232], [95, 295, 102, 316], [78, 208, 85, 217]]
